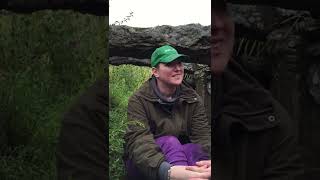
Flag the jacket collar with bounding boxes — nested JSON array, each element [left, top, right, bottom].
[[213, 59, 279, 132], [150, 76, 181, 105], [136, 77, 198, 103]]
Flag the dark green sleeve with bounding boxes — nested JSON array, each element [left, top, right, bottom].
[[56, 77, 107, 180], [125, 95, 165, 180]]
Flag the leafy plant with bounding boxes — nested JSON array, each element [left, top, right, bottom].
[[0, 10, 106, 180], [109, 65, 150, 179]]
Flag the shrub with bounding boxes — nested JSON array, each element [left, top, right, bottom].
[[109, 64, 150, 179]]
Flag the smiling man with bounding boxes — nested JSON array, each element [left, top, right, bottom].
[[123, 45, 211, 180]]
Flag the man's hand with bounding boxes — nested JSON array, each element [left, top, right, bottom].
[[170, 165, 211, 180], [185, 160, 211, 179], [196, 160, 211, 168], [186, 165, 210, 173]]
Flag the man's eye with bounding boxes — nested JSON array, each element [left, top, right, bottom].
[[165, 62, 175, 67], [165, 61, 182, 67]]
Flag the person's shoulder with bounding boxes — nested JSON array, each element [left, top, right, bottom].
[[75, 76, 107, 110], [181, 81, 196, 92], [129, 79, 153, 101], [180, 81, 202, 101], [62, 75, 107, 131]]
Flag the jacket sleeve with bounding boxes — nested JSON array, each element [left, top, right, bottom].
[[263, 100, 304, 180], [188, 95, 212, 157], [125, 95, 165, 180]]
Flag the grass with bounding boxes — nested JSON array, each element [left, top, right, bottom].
[[109, 64, 151, 179], [0, 10, 106, 180]]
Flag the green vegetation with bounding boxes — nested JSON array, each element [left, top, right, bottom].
[[109, 64, 151, 179], [0, 10, 106, 180]]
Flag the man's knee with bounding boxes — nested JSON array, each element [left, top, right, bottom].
[[156, 135, 181, 148]]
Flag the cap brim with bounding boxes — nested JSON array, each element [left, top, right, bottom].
[[160, 54, 190, 64]]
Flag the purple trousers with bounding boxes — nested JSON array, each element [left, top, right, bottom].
[[125, 135, 209, 178]]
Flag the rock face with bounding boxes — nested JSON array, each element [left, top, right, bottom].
[[229, 0, 319, 17], [108, 4, 319, 67], [109, 24, 211, 65], [229, 4, 313, 34]]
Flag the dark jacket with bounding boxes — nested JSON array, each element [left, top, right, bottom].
[[56, 76, 107, 180], [124, 78, 211, 180], [213, 60, 304, 180]]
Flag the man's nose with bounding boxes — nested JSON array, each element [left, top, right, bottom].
[[174, 63, 183, 71]]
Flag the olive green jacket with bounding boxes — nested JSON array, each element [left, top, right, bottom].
[[57, 77, 107, 180], [212, 60, 304, 180], [124, 78, 211, 180]]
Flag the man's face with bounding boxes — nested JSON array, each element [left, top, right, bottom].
[[211, 5, 235, 74], [152, 60, 184, 87]]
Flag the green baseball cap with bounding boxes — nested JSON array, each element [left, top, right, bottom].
[[151, 45, 189, 67]]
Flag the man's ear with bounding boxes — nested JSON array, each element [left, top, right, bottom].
[[152, 67, 159, 78]]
